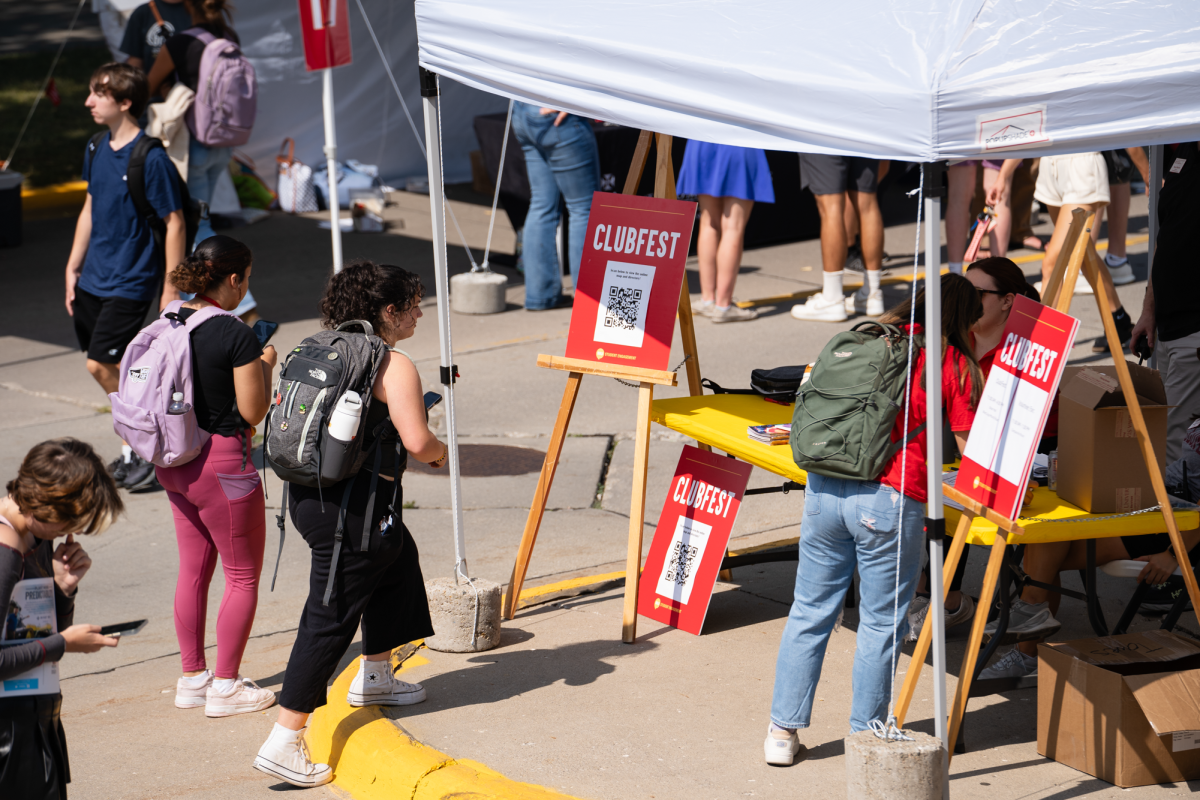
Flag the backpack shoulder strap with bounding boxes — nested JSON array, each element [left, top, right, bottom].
[[148, 0, 164, 26], [270, 482, 288, 592], [127, 134, 165, 225]]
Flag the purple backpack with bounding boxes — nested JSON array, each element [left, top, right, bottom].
[[184, 27, 257, 148], [109, 301, 238, 467]]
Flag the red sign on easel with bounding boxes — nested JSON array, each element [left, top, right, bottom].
[[565, 192, 696, 372], [297, 0, 352, 71], [637, 446, 753, 635], [958, 295, 1079, 519]]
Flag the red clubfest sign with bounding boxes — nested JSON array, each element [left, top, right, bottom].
[[565, 192, 696, 372], [638, 446, 752, 635], [297, 0, 352, 72], [958, 295, 1079, 519]]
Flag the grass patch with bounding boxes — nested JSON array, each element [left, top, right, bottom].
[[1, 45, 113, 187]]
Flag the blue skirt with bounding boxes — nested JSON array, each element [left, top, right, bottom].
[[676, 141, 775, 203]]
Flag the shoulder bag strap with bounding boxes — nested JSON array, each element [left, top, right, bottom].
[[322, 478, 356, 607], [361, 440, 384, 552], [148, 0, 164, 26], [270, 481, 289, 591]]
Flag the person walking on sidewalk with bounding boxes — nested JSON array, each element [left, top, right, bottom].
[[677, 141, 774, 323], [766, 274, 983, 765], [0, 439, 125, 800], [790, 155, 886, 323], [510, 103, 600, 310], [155, 235, 278, 718], [66, 63, 184, 492], [254, 261, 442, 788]]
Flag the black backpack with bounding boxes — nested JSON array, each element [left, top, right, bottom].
[[86, 132, 206, 259]]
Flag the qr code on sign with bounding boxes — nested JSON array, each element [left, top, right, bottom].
[[603, 285, 642, 331], [663, 541, 700, 586]]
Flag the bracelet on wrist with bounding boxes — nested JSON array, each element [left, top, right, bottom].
[[430, 443, 448, 468]]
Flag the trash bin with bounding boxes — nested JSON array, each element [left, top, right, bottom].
[[0, 170, 22, 248]]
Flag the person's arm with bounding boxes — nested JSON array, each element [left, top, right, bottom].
[[377, 352, 444, 463], [146, 45, 176, 99], [126, 56, 144, 70], [232, 344, 277, 426], [984, 160, 1021, 207], [65, 194, 93, 316], [539, 108, 569, 127], [1136, 526, 1200, 584], [161, 209, 184, 310], [1130, 280, 1156, 352], [1127, 147, 1152, 186]]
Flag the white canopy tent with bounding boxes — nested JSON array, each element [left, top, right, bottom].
[[411, 0, 1200, 780]]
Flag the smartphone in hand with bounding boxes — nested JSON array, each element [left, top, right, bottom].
[[252, 319, 280, 347], [99, 620, 148, 637], [424, 391, 443, 410]]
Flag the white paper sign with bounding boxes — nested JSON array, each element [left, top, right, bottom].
[[593, 261, 656, 349], [962, 362, 1050, 487], [2, 577, 60, 697], [655, 515, 713, 605]]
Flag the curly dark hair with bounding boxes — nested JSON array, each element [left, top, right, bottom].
[[7, 439, 124, 535], [319, 259, 424, 333], [170, 235, 252, 294]]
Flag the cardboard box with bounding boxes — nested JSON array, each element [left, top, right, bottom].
[[1056, 363, 1168, 512], [1039, 631, 1200, 787]]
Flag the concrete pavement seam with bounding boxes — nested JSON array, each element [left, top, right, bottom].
[[0, 380, 108, 412]]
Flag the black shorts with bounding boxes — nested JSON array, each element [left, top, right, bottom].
[[1121, 532, 1171, 559], [72, 286, 153, 364], [1103, 150, 1136, 184], [799, 154, 880, 196]]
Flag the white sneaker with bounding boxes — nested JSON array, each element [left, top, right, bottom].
[[347, 660, 427, 707], [791, 292, 849, 322], [205, 675, 278, 718], [1107, 258, 1135, 285], [175, 670, 213, 709], [764, 726, 801, 765], [845, 286, 884, 317], [254, 726, 333, 788], [691, 298, 715, 318]]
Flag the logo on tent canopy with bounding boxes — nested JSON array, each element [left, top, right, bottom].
[[977, 105, 1049, 152]]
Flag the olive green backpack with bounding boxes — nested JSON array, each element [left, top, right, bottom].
[[790, 322, 926, 481]]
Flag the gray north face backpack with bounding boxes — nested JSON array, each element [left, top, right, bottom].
[[263, 321, 399, 605], [790, 321, 926, 482]]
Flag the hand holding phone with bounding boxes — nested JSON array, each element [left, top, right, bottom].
[[252, 319, 280, 347], [98, 619, 148, 637], [424, 391, 443, 410]]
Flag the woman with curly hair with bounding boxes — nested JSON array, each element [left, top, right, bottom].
[[0, 438, 124, 799], [158, 234, 279, 718], [254, 260, 442, 788]]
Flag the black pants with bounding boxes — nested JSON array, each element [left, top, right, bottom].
[[278, 475, 434, 714], [0, 694, 69, 800]]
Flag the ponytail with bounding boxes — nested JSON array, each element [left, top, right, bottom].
[[169, 235, 252, 294]]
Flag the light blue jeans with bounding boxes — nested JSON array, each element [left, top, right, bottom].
[[770, 473, 925, 733], [510, 103, 600, 309], [186, 137, 256, 315]]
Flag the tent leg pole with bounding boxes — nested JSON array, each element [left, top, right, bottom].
[[923, 161, 949, 798], [421, 68, 468, 581], [1148, 146, 1162, 370], [322, 67, 343, 273]]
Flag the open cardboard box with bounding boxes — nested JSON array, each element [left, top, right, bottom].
[[1056, 363, 1168, 513], [1039, 631, 1200, 787]]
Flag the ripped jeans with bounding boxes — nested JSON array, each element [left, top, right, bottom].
[[770, 472, 924, 733]]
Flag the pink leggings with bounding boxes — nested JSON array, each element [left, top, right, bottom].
[[157, 433, 265, 677]]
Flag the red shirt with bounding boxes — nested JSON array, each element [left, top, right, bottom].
[[877, 330, 977, 504]]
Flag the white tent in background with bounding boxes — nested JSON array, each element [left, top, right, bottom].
[[411, 0, 1200, 783]]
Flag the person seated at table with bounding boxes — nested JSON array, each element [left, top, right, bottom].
[[766, 274, 984, 766], [908, 258, 1043, 638]]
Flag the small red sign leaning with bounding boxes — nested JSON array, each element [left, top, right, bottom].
[[637, 445, 753, 635], [565, 192, 696, 372], [958, 295, 1079, 519], [297, 0, 352, 72]]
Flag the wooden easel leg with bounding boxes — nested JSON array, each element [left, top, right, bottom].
[[895, 513, 974, 727], [622, 130, 653, 196], [504, 371, 584, 619], [1083, 243, 1200, 629], [1051, 212, 1096, 315], [1041, 208, 1087, 307], [946, 534, 1009, 763], [622, 381, 654, 643]]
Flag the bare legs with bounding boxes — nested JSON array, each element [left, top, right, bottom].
[[981, 167, 1014, 257], [814, 192, 848, 275], [1096, 182, 1132, 260], [1041, 203, 1122, 313], [697, 195, 754, 308], [946, 163, 976, 267]]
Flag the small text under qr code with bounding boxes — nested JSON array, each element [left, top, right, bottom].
[[663, 540, 700, 587], [603, 285, 642, 331]]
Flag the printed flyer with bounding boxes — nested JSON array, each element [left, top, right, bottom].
[[2, 577, 60, 697]]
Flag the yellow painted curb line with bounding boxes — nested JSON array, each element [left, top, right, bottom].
[[306, 649, 581, 800], [737, 233, 1150, 309], [21, 180, 87, 211]]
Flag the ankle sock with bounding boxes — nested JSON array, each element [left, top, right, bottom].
[[866, 269, 882, 293], [213, 676, 238, 693], [122, 444, 133, 464], [1106, 253, 1128, 267], [949, 262, 964, 275], [180, 671, 210, 687], [769, 722, 796, 735], [1113, 307, 1131, 323], [823, 270, 844, 298]]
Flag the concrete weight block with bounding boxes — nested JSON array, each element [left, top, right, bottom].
[[845, 729, 943, 800], [451, 270, 507, 315], [424, 576, 502, 653]]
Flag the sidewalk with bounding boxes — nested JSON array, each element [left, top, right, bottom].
[[0, 189, 1168, 799]]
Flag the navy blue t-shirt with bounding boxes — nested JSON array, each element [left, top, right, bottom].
[[79, 131, 181, 302]]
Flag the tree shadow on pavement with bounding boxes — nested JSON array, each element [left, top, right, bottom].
[[384, 637, 660, 719]]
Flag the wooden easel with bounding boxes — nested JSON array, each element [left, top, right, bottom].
[[894, 209, 1200, 763], [504, 131, 708, 643]]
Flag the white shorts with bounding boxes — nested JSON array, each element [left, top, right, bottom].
[[1034, 152, 1110, 207]]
